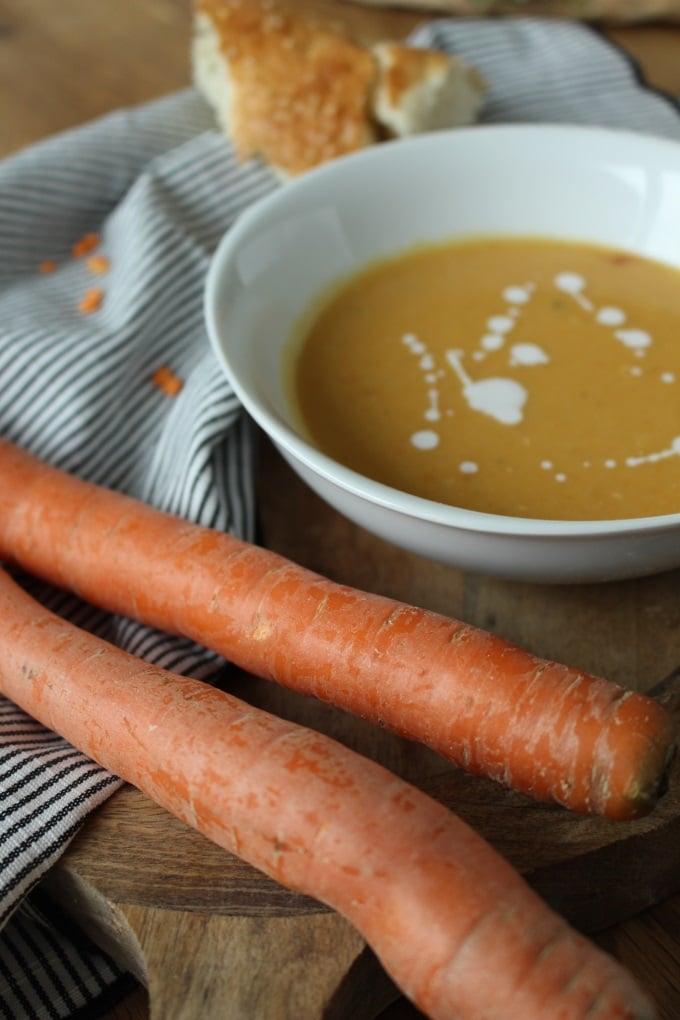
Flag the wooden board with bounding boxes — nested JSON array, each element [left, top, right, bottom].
[[42, 440, 680, 1020], [3, 2, 680, 1018]]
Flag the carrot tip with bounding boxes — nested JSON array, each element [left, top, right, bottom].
[[626, 739, 677, 819], [38, 259, 58, 274]]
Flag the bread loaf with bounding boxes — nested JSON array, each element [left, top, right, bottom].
[[192, 0, 486, 177]]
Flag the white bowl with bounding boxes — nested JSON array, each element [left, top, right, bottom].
[[205, 124, 680, 584]]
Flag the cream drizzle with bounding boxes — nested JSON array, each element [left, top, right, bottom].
[[445, 349, 527, 426], [401, 267, 676, 485]]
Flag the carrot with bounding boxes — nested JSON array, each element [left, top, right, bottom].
[[0, 438, 673, 820], [0, 566, 657, 1020]]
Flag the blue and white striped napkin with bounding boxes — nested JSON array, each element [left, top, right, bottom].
[[0, 90, 278, 1016], [0, 17, 678, 1019]]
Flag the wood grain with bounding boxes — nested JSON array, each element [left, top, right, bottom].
[[3, 2, 680, 1018]]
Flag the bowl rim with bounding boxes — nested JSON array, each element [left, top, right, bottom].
[[205, 122, 680, 542]]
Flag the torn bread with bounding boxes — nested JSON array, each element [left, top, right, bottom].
[[371, 41, 487, 139], [192, 0, 379, 177], [192, 0, 486, 177]]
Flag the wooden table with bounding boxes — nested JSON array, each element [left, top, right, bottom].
[[2, 3, 680, 1019]]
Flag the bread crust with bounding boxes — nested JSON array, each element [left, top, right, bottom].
[[195, 0, 378, 176], [193, 0, 486, 176]]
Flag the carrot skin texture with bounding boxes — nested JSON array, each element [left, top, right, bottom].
[[0, 438, 674, 819], [0, 568, 657, 1020]]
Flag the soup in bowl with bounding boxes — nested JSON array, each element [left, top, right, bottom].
[[205, 124, 680, 583]]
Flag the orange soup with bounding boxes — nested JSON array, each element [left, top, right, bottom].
[[287, 237, 680, 520]]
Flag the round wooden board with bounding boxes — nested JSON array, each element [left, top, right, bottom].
[[44, 440, 680, 1019]]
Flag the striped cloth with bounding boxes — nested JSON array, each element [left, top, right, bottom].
[[0, 17, 679, 1019], [0, 90, 278, 1016]]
